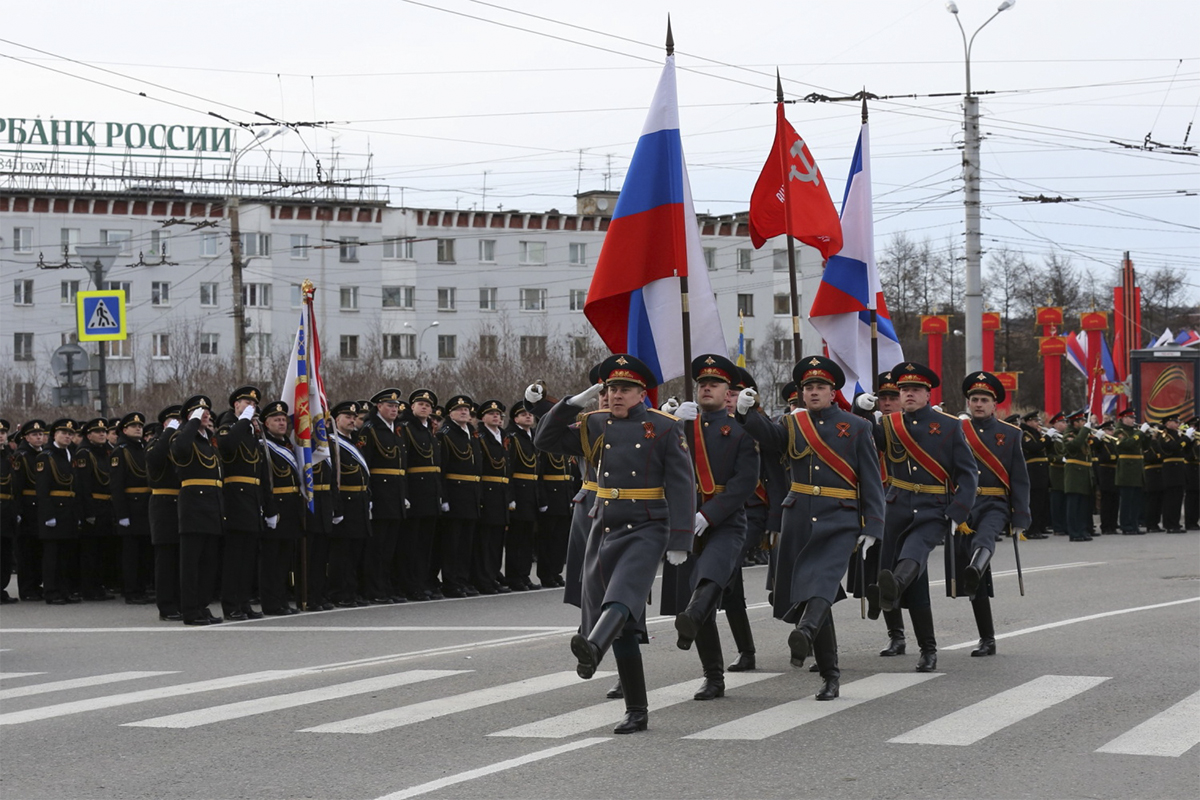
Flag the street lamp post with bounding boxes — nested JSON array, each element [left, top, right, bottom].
[[404, 320, 440, 363], [947, 0, 1015, 374]]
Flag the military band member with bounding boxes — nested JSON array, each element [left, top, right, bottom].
[[357, 388, 409, 604], [110, 412, 153, 604], [77, 418, 116, 601], [217, 386, 268, 620], [506, 397, 543, 592], [437, 394, 482, 598], [330, 401, 371, 607], [147, 405, 183, 620], [37, 419, 83, 604], [1063, 410, 1094, 541], [874, 362, 978, 673], [1092, 421, 1120, 535], [952, 372, 1031, 657], [474, 399, 512, 595], [664, 354, 759, 702], [1019, 411, 1051, 538], [402, 389, 442, 601], [535, 354, 695, 734], [0, 419, 16, 603], [1185, 416, 1200, 530], [1159, 414, 1186, 533], [259, 401, 302, 615], [1046, 412, 1068, 535], [15, 419, 48, 600], [1114, 409, 1146, 535], [1141, 422, 1165, 531], [173, 396, 224, 625]]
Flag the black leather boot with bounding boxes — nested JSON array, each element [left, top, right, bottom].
[[962, 548, 992, 596], [788, 597, 830, 667], [606, 679, 624, 699], [970, 594, 996, 657], [724, 606, 756, 672], [879, 608, 907, 656], [813, 616, 840, 701], [693, 619, 726, 700], [571, 606, 627, 679], [909, 605, 938, 672], [613, 654, 648, 734], [878, 559, 920, 612], [675, 579, 723, 651]]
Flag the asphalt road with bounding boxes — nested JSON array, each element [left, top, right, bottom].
[[1, 532, 1197, 800]]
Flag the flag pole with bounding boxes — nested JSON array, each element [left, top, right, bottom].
[[863, 93, 880, 394], [777, 70, 803, 361], [669, 18, 695, 402]]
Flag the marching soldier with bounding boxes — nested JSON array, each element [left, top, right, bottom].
[[77, 418, 116, 601], [357, 388, 409, 604], [506, 397, 543, 592], [437, 394, 482, 598], [739, 356, 884, 699], [14, 419, 48, 600], [1159, 414, 1187, 533], [0, 419, 16, 603], [1114, 409, 1146, 535], [474, 399, 512, 595], [147, 405, 183, 621], [664, 354, 759, 702], [1063, 410, 1094, 541], [110, 412, 154, 604], [329, 401, 371, 607], [952, 373, 1031, 657], [873, 362, 978, 673], [37, 419, 83, 604], [217, 386, 268, 620], [402, 389, 442, 601], [261, 401, 302, 614], [1020, 411, 1052, 538], [173, 396, 224, 625], [535, 354, 695, 734]]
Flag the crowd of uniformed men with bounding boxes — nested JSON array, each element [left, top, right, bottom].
[[1, 353, 1197, 734]]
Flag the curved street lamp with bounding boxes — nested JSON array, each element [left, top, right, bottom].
[[404, 320, 440, 363]]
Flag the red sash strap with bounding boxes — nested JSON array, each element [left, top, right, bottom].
[[754, 482, 769, 504], [793, 412, 858, 488], [886, 411, 951, 486], [692, 417, 718, 499], [960, 419, 1010, 490]]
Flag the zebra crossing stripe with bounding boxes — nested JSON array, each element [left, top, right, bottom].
[[490, 671, 781, 739], [0, 671, 177, 701], [1095, 690, 1200, 757], [301, 671, 614, 735], [685, 673, 941, 741], [0, 673, 45, 681], [123, 670, 470, 729], [889, 675, 1109, 746]]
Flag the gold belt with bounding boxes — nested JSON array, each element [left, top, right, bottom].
[[789, 482, 856, 500], [600, 487, 665, 500], [313, 484, 331, 491], [1065, 459, 1091, 467], [340, 485, 367, 492], [374, 468, 404, 476], [182, 479, 222, 488], [1165, 457, 1185, 463], [513, 473, 538, 481], [582, 481, 599, 493], [1118, 455, 1143, 460], [273, 486, 300, 494], [1026, 457, 1048, 464], [92, 493, 112, 501], [22, 489, 36, 496], [49, 490, 75, 497], [225, 476, 260, 486], [408, 466, 440, 474], [481, 476, 509, 484], [699, 484, 726, 494], [890, 478, 948, 495], [152, 489, 180, 496], [0, 493, 11, 501], [445, 473, 480, 483], [124, 487, 151, 494], [542, 475, 572, 482], [977, 486, 1008, 497]]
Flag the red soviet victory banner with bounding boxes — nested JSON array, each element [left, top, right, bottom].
[[747, 102, 843, 259]]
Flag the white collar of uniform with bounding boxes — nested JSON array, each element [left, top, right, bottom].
[[485, 425, 502, 444]]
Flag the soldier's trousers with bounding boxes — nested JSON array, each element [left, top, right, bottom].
[[1186, 484, 1200, 529], [503, 519, 535, 586], [327, 537, 364, 603], [1161, 485, 1184, 530], [1049, 490, 1066, 533], [472, 523, 505, 590], [179, 533, 220, 621], [366, 519, 400, 600], [221, 532, 259, 613], [42, 538, 78, 601], [399, 517, 436, 597], [16, 534, 42, 597], [437, 518, 475, 592], [1099, 490, 1120, 532], [1143, 489, 1163, 529], [535, 513, 570, 585], [121, 535, 153, 597], [78, 532, 107, 597], [258, 537, 295, 611], [1065, 493, 1090, 539], [0, 537, 13, 596], [1029, 484, 1051, 533], [155, 543, 181, 616], [305, 532, 330, 607], [1118, 487, 1143, 534]]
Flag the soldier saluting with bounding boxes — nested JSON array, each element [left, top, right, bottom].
[[173, 395, 224, 625], [217, 386, 269, 620]]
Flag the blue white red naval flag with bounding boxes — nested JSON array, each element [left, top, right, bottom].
[[584, 54, 725, 386], [281, 281, 331, 512]]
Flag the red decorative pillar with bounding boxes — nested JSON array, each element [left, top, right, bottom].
[[982, 312, 1002, 372], [996, 372, 1019, 417], [1037, 306, 1065, 417], [1081, 311, 1109, 419], [920, 314, 950, 406]]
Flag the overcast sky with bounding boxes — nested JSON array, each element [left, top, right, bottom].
[[5, 0, 1198, 295]]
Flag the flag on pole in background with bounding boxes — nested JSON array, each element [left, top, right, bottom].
[[281, 282, 331, 512], [584, 53, 725, 386], [807, 121, 903, 399], [1152, 328, 1175, 348], [1174, 329, 1200, 347], [1065, 331, 1088, 378], [1098, 334, 1120, 417], [736, 311, 746, 368]]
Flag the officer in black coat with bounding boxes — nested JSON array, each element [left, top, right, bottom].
[[329, 401, 371, 607], [1092, 421, 1120, 534], [1185, 416, 1200, 530], [304, 451, 336, 611], [536, 416, 576, 589], [401, 389, 442, 601], [77, 418, 116, 601], [14, 419, 48, 599], [473, 400, 513, 595], [0, 419, 17, 603], [147, 405, 183, 620], [1159, 414, 1187, 533], [110, 412, 153, 604], [261, 401, 303, 614], [172, 396, 224, 625], [357, 388, 409, 604], [505, 399, 542, 592], [437, 394, 482, 598], [37, 419, 83, 604], [217, 386, 268, 620]]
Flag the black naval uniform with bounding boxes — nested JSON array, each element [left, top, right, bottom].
[[506, 420, 541, 592], [536, 447, 575, 588], [475, 423, 510, 594], [1, 442, 18, 602], [401, 416, 442, 600], [146, 423, 182, 619], [1114, 418, 1145, 535], [330, 430, 371, 606], [304, 457, 336, 611], [1141, 433, 1164, 531], [217, 413, 268, 618], [110, 431, 153, 601], [1020, 418, 1052, 536], [262, 434, 303, 614], [1093, 429, 1120, 534], [77, 437, 115, 600], [437, 417, 482, 597], [15, 437, 45, 599], [356, 410, 408, 603], [36, 440, 82, 603], [1185, 425, 1200, 530], [1159, 425, 1186, 532], [172, 414, 224, 624]]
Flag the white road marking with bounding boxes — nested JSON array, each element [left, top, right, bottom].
[[490, 671, 780, 738], [0, 672, 44, 680], [0, 626, 576, 634], [372, 737, 610, 800], [302, 671, 614, 735], [0, 671, 177, 700], [124, 670, 468, 729], [685, 673, 941, 741], [1096, 690, 1200, 757], [889, 675, 1110, 746]]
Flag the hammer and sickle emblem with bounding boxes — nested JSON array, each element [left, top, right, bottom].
[[789, 138, 820, 186]]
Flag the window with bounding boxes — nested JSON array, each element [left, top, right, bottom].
[[774, 338, 793, 362], [743, 339, 755, 363], [244, 333, 272, 359], [437, 334, 457, 360], [14, 382, 35, 407], [241, 233, 271, 257], [437, 238, 455, 263], [570, 289, 587, 312], [338, 237, 358, 263], [60, 280, 80, 305], [569, 242, 587, 266], [519, 241, 546, 265], [13, 228, 32, 253], [61, 228, 80, 256], [201, 233, 219, 257], [13, 279, 33, 306], [520, 288, 547, 311], [149, 230, 169, 257], [479, 287, 497, 311], [60, 332, 77, 346], [104, 281, 131, 301], [479, 239, 496, 263], [340, 286, 359, 311], [572, 336, 590, 359], [200, 283, 219, 307], [242, 283, 271, 308], [152, 333, 170, 359], [774, 294, 790, 315], [151, 282, 171, 306], [291, 234, 309, 260], [339, 335, 359, 360], [738, 248, 753, 272], [107, 383, 134, 407], [737, 293, 754, 317], [13, 333, 33, 361], [290, 284, 303, 308], [105, 338, 132, 359], [200, 333, 219, 355], [519, 336, 547, 359], [383, 333, 416, 360], [773, 248, 788, 271], [479, 335, 498, 359], [438, 287, 456, 311], [382, 285, 414, 309], [704, 247, 717, 271], [102, 229, 132, 255], [383, 237, 413, 260]]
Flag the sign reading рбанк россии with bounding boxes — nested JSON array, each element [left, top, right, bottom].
[[0, 117, 235, 153]]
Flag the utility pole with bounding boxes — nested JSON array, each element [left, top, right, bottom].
[[74, 244, 121, 417], [229, 195, 247, 384]]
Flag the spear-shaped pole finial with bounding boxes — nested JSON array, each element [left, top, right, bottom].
[[861, 88, 869, 124], [666, 16, 674, 56], [776, 68, 784, 103]]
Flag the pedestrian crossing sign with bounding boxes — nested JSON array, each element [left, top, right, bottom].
[[76, 291, 127, 341]]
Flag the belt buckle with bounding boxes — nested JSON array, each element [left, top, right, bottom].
[[609, 488, 620, 499], [811, 485, 822, 497], [914, 484, 923, 494]]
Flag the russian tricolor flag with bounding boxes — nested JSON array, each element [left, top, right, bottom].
[[584, 54, 725, 384]]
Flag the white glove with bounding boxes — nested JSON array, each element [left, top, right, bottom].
[[694, 512, 709, 537], [441, 502, 450, 513], [404, 498, 411, 510], [666, 550, 688, 566], [332, 515, 344, 525], [1046, 429, 1062, 440], [118, 518, 130, 527], [538, 506, 549, 513], [736, 387, 758, 415], [675, 401, 699, 421], [45, 518, 57, 528], [1186, 428, 1196, 440], [959, 413, 970, 421], [855, 393, 877, 412], [660, 396, 680, 414], [873, 409, 883, 423], [368, 501, 373, 520], [189, 408, 205, 421], [265, 515, 278, 529], [508, 501, 516, 511], [932, 404, 943, 413], [1012, 528, 1025, 539], [238, 404, 255, 421], [1140, 422, 1151, 433], [857, 534, 877, 559], [524, 383, 544, 404], [567, 382, 604, 407], [165, 418, 180, 430], [86, 517, 96, 525]]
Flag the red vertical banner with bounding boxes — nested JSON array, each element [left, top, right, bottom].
[[1081, 311, 1109, 419], [1037, 307, 1065, 417], [982, 312, 1002, 372], [996, 372, 1019, 417], [920, 314, 950, 407]]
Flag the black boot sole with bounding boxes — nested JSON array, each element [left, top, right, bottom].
[[879, 642, 907, 657], [815, 681, 840, 701], [674, 612, 700, 651], [963, 567, 981, 596], [916, 654, 938, 673], [877, 571, 899, 612], [606, 683, 624, 700], [570, 634, 600, 679], [788, 628, 812, 667], [613, 711, 648, 734]]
